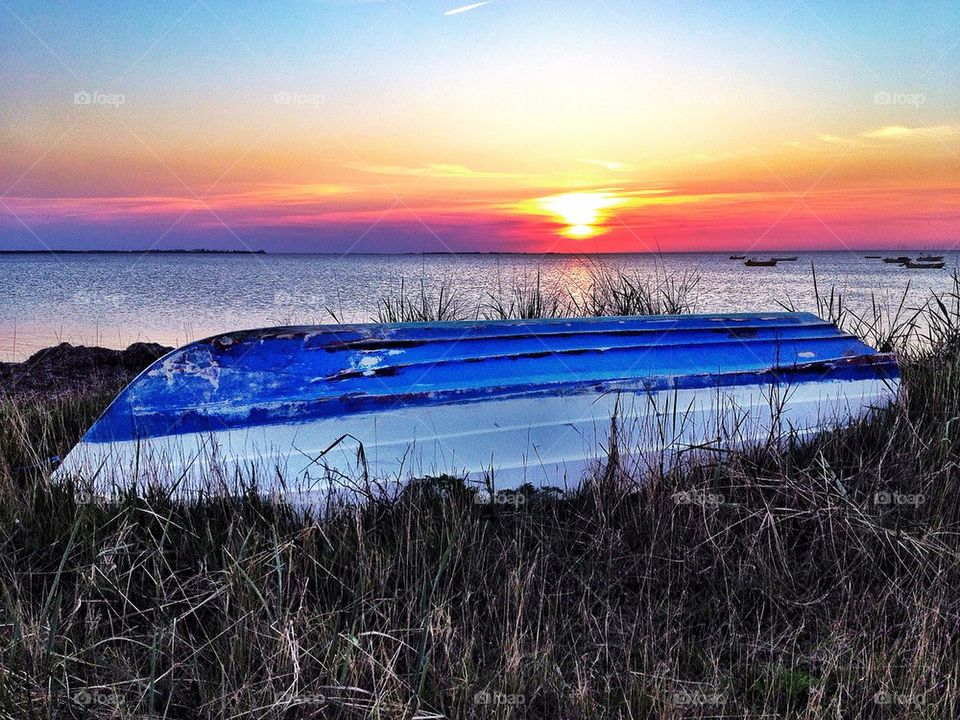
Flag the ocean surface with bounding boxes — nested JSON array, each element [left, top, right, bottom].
[[2, 251, 957, 360]]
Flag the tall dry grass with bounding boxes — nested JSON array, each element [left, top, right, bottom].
[[372, 262, 701, 323], [1, 270, 959, 718]]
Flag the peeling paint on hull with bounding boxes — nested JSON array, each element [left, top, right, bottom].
[[54, 313, 900, 502]]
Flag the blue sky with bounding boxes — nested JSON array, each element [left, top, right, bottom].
[[2, 0, 958, 251]]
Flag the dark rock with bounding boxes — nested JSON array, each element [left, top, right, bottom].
[[0, 342, 173, 398]]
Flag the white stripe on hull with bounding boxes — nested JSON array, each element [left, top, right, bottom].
[[55, 378, 897, 506]]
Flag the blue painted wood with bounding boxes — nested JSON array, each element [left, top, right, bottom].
[[80, 312, 899, 444]]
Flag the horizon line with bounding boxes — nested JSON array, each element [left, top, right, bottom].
[[0, 248, 953, 256]]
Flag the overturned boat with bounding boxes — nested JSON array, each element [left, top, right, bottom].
[[55, 313, 899, 504]]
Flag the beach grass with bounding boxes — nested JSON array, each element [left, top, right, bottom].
[[1, 270, 959, 718]]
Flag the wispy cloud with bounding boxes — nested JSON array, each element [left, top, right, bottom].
[[579, 159, 634, 172], [345, 162, 532, 179], [444, 1, 493, 16], [862, 125, 956, 141], [789, 126, 957, 150], [817, 134, 859, 146]]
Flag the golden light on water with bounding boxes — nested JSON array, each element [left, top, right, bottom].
[[524, 191, 629, 238]]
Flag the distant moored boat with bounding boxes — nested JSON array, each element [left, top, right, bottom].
[[904, 260, 945, 269], [744, 258, 778, 267], [883, 256, 911, 264], [918, 254, 944, 262], [729, 254, 746, 260]]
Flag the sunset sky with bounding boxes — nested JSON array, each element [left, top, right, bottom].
[[1, 0, 959, 253]]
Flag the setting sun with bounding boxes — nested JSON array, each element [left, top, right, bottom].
[[523, 191, 628, 239]]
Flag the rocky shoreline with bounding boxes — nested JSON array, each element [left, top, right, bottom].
[[0, 342, 172, 397]]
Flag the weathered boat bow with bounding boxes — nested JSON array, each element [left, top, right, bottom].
[[55, 313, 899, 503]]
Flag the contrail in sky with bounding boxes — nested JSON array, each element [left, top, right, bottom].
[[444, 1, 493, 16]]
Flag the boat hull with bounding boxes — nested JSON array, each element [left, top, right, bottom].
[[54, 313, 900, 504]]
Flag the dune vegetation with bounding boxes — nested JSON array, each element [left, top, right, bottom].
[[1, 269, 958, 719]]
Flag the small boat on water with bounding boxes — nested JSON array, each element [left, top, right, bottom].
[[883, 256, 911, 264], [55, 314, 899, 505], [744, 258, 778, 267], [918, 254, 944, 262], [729, 255, 746, 260], [904, 260, 945, 269], [864, 255, 882, 259], [771, 256, 798, 261]]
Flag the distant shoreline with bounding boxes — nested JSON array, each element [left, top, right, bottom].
[[0, 249, 267, 255], [0, 249, 951, 257]]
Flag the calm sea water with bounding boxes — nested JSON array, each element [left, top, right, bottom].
[[2, 251, 957, 360]]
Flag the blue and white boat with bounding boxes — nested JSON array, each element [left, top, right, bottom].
[[54, 312, 899, 504]]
